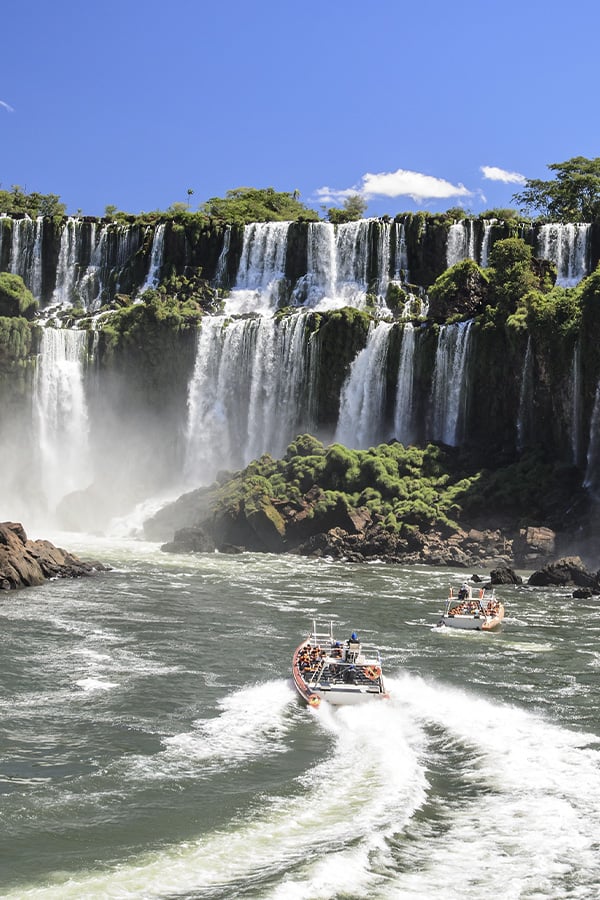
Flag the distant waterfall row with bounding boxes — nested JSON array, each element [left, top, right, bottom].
[[446, 219, 592, 286], [184, 315, 474, 473], [0, 215, 594, 311]]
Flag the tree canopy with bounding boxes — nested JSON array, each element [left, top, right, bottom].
[[512, 156, 600, 222], [0, 185, 66, 217], [199, 187, 319, 224]]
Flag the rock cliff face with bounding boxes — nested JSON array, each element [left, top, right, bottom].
[[0, 522, 105, 590]]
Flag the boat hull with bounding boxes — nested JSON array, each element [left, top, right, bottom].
[[292, 637, 388, 708], [440, 604, 505, 631]]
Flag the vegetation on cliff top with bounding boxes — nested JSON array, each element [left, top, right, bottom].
[[199, 187, 320, 224], [512, 156, 600, 222], [209, 435, 578, 540]]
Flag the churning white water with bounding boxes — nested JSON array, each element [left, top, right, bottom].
[[2, 545, 599, 899]]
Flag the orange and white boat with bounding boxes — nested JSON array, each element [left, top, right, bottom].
[[292, 621, 389, 708], [437, 583, 505, 631]]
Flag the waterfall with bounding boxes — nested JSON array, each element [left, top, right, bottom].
[[375, 222, 391, 297], [140, 223, 166, 292], [335, 321, 393, 448], [584, 381, 600, 493], [393, 323, 418, 444], [214, 226, 232, 287], [184, 311, 316, 481], [33, 327, 92, 513], [224, 222, 290, 314], [51, 218, 81, 306], [393, 222, 409, 280], [516, 337, 534, 453], [480, 219, 496, 267], [291, 220, 379, 310], [537, 224, 591, 286], [446, 221, 476, 268], [430, 320, 473, 446], [9, 217, 44, 293]]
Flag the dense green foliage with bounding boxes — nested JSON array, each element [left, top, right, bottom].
[[0, 185, 66, 217], [200, 187, 320, 224], [512, 156, 600, 222], [0, 273, 38, 319], [487, 238, 542, 315], [0, 316, 37, 372], [96, 292, 203, 361], [428, 258, 489, 319], [209, 436, 578, 539]]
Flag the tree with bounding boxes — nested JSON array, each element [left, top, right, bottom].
[[200, 187, 320, 224], [512, 156, 600, 222], [0, 186, 65, 217], [327, 194, 368, 224]]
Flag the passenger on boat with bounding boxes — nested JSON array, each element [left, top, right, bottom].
[[458, 584, 469, 601]]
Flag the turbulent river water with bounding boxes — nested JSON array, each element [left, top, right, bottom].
[[1, 535, 599, 899]]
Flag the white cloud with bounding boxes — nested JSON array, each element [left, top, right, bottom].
[[315, 168, 473, 205], [0, 100, 14, 112], [314, 185, 360, 204], [480, 165, 526, 185], [362, 169, 472, 201]]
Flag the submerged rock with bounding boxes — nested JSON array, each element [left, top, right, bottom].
[[0, 521, 107, 591]]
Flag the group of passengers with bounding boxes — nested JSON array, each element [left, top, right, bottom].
[[297, 644, 323, 672], [451, 598, 500, 617]]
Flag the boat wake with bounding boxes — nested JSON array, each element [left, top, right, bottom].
[[7, 673, 600, 899]]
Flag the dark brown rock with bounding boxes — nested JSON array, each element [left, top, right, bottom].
[[0, 522, 107, 590], [490, 566, 523, 585], [528, 556, 600, 590]]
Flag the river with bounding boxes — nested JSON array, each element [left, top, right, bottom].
[[1, 535, 599, 899]]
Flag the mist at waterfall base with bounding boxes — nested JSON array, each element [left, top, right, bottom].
[[2, 541, 600, 899]]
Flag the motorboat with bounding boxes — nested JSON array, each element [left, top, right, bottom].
[[292, 621, 389, 708], [437, 582, 505, 631]]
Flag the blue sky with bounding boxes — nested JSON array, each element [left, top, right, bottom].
[[1, 0, 598, 219]]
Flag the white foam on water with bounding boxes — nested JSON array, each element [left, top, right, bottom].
[[371, 673, 600, 899], [119, 680, 299, 784], [9, 674, 600, 899], [11, 686, 426, 899], [75, 678, 119, 692]]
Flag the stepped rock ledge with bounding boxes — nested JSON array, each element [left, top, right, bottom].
[[0, 522, 106, 591]]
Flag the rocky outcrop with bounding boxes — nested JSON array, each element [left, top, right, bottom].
[[161, 525, 216, 554], [527, 556, 600, 591], [490, 565, 523, 585], [512, 526, 556, 566], [0, 522, 106, 590]]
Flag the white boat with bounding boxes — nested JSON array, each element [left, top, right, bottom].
[[437, 583, 505, 631], [292, 621, 389, 708]]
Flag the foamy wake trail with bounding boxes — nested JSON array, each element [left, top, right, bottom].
[[12, 690, 427, 899], [373, 673, 600, 899], [163, 679, 297, 767], [11, 676, 600, 899]]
